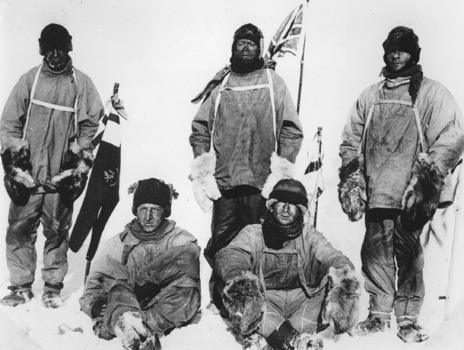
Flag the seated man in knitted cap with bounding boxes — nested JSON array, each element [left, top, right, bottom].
[[80, 178, 201, 350], [338, 26, 464, 343], [214, 179, 360, 350]]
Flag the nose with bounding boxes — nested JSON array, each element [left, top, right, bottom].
[[282, 203, 290, 212], [391, 50, 400, 58], [145, 209, 153, 221]]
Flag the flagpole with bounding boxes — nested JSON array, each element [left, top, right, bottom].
[[313, 127, 322, 227], [296, 32, 306, 114]]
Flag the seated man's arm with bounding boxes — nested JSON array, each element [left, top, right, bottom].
[[142, 242, 201, 335]]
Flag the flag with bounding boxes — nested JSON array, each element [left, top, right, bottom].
[[302, 127, 324, 226], [266, 0, 309, 59], [68, 84, 125, 264]]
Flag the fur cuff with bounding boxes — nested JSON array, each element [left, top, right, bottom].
[[223, 271, 264, 336], [401, 153, 444, 231], [190, 152, 221, 212], [261, 152, 295, 199], [338, 158, 366, 222], [324, 266, 361, 335]]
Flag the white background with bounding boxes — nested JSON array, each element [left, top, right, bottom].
[[1, 0, 464, 349]]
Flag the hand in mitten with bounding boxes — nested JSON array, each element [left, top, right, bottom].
[[92, 317, 114, 340], [50, 144, 94, 202], [222, 272, 265, 337], [401, 154, 444, 231], [1, 140, 35, 205], [114, 311, 153, 350], [261, 152, 295, 199], [190, 152, 221, 212], [338, 158, 366, 222], [324, 266, 361, 335]]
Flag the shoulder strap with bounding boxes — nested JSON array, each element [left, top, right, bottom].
[[23, 66, 80, 142]]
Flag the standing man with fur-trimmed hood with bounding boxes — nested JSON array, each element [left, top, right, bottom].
[[189, 23, 304, 310], [80, 178, 201, 350], [0, 23, 103, 308], [338, 26, 464, 343], [215, 179, 360, 350]]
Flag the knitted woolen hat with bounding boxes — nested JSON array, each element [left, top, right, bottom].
[[39, 23, 73, 55], [232, 23, 264, 55], [130, 178, 177, 217], [383, 26, 421, 64], [266, 179, 308, 213]]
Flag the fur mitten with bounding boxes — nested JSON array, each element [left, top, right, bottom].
[[222, 272, 265, 337], [261, 152, 296, 199], [190, 152, 221, 212], [401, 153, 444, 231], [338, 158, 366, 222], [323, 266, 361, 335], [114, 311, 160, 350], [50, 143, 94, 203], [1, 139, 35, 205]]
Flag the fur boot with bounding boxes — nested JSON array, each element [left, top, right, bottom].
[[1, 139, 35, 205], [323, 266, 361, 335], [338, 158, 366, 222], [267, 321, 323, 350], [401, 153, 444, 231], [50, 144, 94, 203], [190, 151, 221, 212], [222, 272, 265, 337], [114, 311, 160, 350], [261, 152, 296, 199]]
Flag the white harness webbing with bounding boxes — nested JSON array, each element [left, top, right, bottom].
[[23, 64, 79, 141], [212, 69, 277, 150], [358, 85, 425, 155]]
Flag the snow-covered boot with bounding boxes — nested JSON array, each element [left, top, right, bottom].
[[397, 319, 429, 343], [42, 288, 64, 308], [0, 285, 33, 307], [355, 314, 390, 335], [114, 311, 160, 350], [242, 333, 269, 350], [267, 321, 323, 350]]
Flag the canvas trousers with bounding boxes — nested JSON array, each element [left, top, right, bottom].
[[258, 288, 325, 337], [6, 192, 72, 289], [361, 209, 424, 321]]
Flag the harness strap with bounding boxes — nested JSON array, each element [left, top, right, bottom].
[[23, 65, 79, 141], [212, 69, 277, 150], [357, 97, 426, 155]]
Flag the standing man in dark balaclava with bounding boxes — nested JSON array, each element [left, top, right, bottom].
[[338, 26, 464, 342], [0, 23, 103, 308], [189, 23, 303, 312]]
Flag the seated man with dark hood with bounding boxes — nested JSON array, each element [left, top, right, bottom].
[[214, 179, 360, 350], [80, 178, 201, 350]]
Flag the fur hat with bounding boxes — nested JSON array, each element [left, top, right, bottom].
[[232, 23, 264, 55], [129, 178, 178, 217], [266, 178, 308, 213], [383, 26, 421, 64], [39, 23, 73, 55]]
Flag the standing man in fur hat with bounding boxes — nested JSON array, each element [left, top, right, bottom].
[[189, 23, 303, 310], [214, 179, 360, 350], [338, 26, 464, 342], [80, 178, 201, 350], [0, 23, 103, 308]]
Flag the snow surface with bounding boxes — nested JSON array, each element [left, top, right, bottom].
[[1, 0, 464, 349]]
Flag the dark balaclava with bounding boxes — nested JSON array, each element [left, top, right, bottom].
[[262, 179, 308, 249], [382, 26, 423, 104], [130, 178, 178, 217], [230, 23, 264, 74], [39, 23, 73, 55]]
